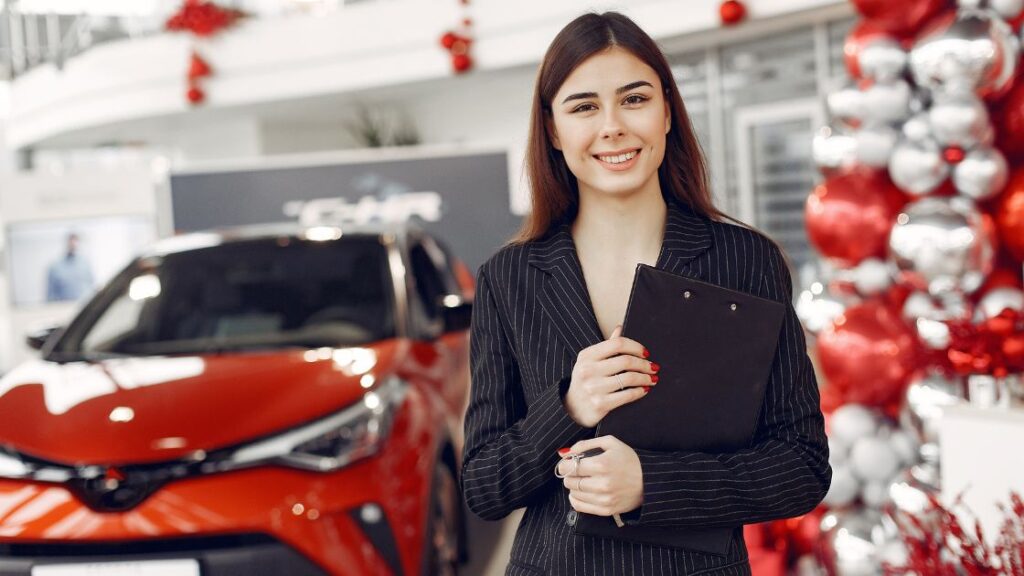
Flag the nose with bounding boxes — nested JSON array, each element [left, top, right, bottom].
[[598, 108, 625, 140]]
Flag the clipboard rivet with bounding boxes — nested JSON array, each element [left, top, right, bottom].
[[730, 303, 738, 311], [683, 291, 691, 299]]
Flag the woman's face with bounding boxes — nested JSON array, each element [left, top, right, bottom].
[[548, 46, 671, 203]]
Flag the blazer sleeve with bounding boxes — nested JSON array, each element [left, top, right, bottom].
[[625, 244, 832, 529], [461, 266, 593, 521]]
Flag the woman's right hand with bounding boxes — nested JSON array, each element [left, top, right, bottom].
[[563, 325, 659, 428]]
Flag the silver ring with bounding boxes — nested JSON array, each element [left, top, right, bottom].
[[570, 455, 581, 476], [576, 477, 584, 491], [615, 373, 624, 389], [554, 460, 566, 479]]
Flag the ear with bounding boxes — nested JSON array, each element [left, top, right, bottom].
[[545, 114, 562, 151], [664, 97, 671, 135]]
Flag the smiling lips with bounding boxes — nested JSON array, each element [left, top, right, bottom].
[[594, 149, 641, 171]]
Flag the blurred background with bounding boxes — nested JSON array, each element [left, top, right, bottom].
[[0, 0, 1023, 574]]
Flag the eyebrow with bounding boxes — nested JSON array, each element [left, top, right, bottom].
[[560, 80, 655, 105]]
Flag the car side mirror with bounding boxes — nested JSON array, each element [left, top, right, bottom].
[[26, 324, 62, 351], [439, 295, 473, 333]]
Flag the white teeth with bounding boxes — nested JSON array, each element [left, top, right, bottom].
[[598, 150, 638, 164]]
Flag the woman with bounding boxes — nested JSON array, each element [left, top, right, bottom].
[[461, 12, 831, 575]]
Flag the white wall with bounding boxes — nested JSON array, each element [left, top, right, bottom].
[[5, 0, 846, 150]]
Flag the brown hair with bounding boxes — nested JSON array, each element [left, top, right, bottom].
[[512, 11, 733, 244]]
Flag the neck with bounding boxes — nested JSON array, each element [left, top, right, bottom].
[[571, 187, 668, 258]]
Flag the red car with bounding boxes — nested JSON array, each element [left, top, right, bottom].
[[0, 222, 473, 575]]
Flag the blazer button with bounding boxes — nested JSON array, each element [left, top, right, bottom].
[[566, 510, 578, 526]]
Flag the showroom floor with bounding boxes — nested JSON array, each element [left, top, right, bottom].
[[462, 509, 521, 575]]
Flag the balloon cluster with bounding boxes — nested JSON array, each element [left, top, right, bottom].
[[796, 0, 1024, 573], [802, 0, 1024, 414]]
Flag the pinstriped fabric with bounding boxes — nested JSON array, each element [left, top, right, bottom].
[[461, 198, 830, 575]]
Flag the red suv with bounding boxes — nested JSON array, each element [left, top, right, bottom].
[[0, 222, 472, 575]]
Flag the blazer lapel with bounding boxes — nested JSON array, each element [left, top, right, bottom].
[[655, 199, 713, 280], [526, 199, 714, 357], [528, 223, 605, 355]]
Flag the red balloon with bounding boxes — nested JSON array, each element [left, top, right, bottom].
[[996, 169, 1024, 262], [994, 80, 1024, 162], [850, 0, 950, 35], [843, 20, 899, 79], [805, 169, 906, 266], [816, 300, 921, 408], [719, 0, 746, 26]]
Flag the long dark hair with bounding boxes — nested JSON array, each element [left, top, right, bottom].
[[513, 11, 731, 244]]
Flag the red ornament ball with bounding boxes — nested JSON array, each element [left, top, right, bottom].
[[719, 0, 746, 25], [186, 86, 205, 104], [943, 146, 966, 164], [452, 54, 472, 73], [440, 31, 457, 50]]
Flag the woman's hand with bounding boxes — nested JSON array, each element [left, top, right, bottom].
[[556, 435, 644, 517], [564, 325, 658, 428]]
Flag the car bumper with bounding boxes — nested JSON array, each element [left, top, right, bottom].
[[0, 394, 442, 576]]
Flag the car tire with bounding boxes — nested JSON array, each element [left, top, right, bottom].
[[423, 461, 460, 576]]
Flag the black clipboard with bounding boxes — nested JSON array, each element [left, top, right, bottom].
[[574, 264, 786, 554]]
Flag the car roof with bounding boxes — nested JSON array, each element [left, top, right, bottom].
[[144, 220, 421, 257]]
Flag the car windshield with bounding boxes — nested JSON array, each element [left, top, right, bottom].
[[49, 235, 395, 359]]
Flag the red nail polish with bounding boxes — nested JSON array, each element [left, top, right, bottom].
[[651, 362, 660, 372], [558, 447, 572, 456], [643, 386, 651, 394], [650, 375, 659, 384], [642, 347, 650, 358]]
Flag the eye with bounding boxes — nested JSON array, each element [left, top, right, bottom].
[[570, 103, 597, 114], [623, 94, 650, 106]]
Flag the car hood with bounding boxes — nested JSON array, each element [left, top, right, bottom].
[[0, 341, 403, 465]]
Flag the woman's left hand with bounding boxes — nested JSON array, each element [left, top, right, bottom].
[[556, 435, 643, 517]]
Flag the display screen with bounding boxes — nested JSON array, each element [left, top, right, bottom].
[[5, 216, 156, 307]]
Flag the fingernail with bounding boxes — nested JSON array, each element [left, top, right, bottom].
[[650, 374, 659, 384], [643, 386, 651, 394], [642, 347, 650, 358], [558, 447, 572, 457], [650, 362, 660, 372]]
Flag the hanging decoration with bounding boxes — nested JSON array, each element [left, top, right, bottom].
[[439, 0, 474, 74], [165, 0, 246, 106], [719, 0, 747, 26]]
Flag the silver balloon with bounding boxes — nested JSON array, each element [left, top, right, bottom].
[[813, 126, 858, 172], [977, 286, 1024, 319], [928, 90, 991, 149], [953, 146, 1009, 200], [888, 138, 950, 196], [862, 80, 913, 126], [851, 258, 894, 296], [818, 508, 889, 576], [855, 125, 899, 168], [909, 9, 1019, 98], [827, 83, 865, 128], [916, 317, 952, 349], [899, 372, 967, 457], [797, 289, 849, 336], [886, 463, 942, 536], [888, 196, 995, 295], [902, 113, 933, 143], [991, 0, 1024, 20], [859, 38, 908, 83]]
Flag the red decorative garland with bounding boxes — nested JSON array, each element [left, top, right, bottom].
[[439, 0, 473, 74], [164, 0, 246, 106], [884, 491, 1024, 575]]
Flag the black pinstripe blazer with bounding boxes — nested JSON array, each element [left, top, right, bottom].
[[461, 198, 831, 575]]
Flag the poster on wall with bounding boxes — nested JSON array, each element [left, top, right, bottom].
[[169, 148, 519, 274], [6, 216, 156, 307]]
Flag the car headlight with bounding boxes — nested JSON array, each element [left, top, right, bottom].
[[225, 375, 408, 472]]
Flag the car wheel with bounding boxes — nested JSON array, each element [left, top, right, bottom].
[[424, 462, 460, 576]]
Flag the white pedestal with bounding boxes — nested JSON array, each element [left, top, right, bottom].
[[939, 404, 1024, 545]]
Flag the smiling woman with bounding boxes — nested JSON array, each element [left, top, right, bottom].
[[461, 11, 831, 576]]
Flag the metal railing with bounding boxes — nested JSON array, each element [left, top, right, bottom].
[[0, 0, 378, 80]]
